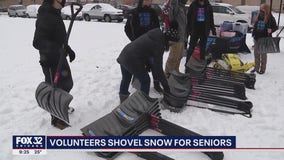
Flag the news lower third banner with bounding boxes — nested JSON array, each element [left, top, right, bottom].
[[13, 135, 236, 155]]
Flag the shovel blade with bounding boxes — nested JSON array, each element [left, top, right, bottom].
[[256, 37, 280, 53], [35, 82, 73, 123]]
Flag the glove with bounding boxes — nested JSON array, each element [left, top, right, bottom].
[[145, 64, 151, 72], [162, 84, 170, 94], [65, 45, 76, 62], [212, 28, 217, 36]]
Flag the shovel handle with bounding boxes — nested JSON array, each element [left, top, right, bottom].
[[54, 3, 83, 85], [54, 72, 60, 84], [66, 3, 83, 43]]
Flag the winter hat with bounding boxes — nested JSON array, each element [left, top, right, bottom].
[[164, 21, 179, 42]]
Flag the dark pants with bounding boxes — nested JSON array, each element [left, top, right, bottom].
[[119, 65, 150, 95], [41, 58, 73, 93], [186, 33, 208, 63], [41, 58, 73, 124]]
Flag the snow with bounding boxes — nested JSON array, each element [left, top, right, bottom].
[[1, 15, 284, 160]]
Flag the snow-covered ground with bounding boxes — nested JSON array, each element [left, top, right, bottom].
[[1, 15, 284, 160]]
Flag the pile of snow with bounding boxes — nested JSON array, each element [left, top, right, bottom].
[[0, 15, 284, 160]]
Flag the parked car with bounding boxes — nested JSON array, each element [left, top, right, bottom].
[[26, 4, 40, 18], [0, 6, 8, 12], [236, 6, 260, 25], [61, 5, 83, 20], [235, 5, 259, 14], [8, 5, 26, 17], [82, 3, 123, 22], [117, 4, 134, 18], [212, 3, 251, 26]]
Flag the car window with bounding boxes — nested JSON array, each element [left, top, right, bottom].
[[16, 6, 25, 10], [214, 6, 232, 14], [95, 5, 102, 10], [91, 5, 100, 10], [212, 6, 218, 13], [228, 6, 245, 14], [224, 7, 232, 14], [212, 6, 225, 14]]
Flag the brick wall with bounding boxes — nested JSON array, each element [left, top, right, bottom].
[[0, 0, 43, 7], [222, 0, 282, 12], [122, 0, 167, 5], [1, 0, 282, 12]]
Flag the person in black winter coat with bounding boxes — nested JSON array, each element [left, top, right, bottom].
[[125, 0, 160, 41], [124, 0, 162, 93], [186, 0, 216, 64], [118, 22, 179, 103], [252, 3, 278, 74], [33, 0, 75, 129]]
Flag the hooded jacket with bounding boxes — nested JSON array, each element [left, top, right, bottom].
[[186, 0, 215, 36], [33, 1, 66, 66], [117, 28, 168, 88]]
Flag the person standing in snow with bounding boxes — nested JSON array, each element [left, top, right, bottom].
[[185, 0, 216, 68], [33, 0, 75, 129], [125, 0, 160, 41], [118, 22, 179, 103], [124, 0, 163, 93], [164, 0, 188, 78], [252, 3, 278, 74]]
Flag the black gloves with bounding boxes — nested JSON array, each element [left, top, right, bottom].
[[65, 45, 76, 62], [145, 64, 151, 72], [212, 28, 217, 36], [162, 84, 170, 94]]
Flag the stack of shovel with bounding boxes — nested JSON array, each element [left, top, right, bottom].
[[81, 91, 161, 159], [162, 71, 253, 118], [81, 91, 224, 160]]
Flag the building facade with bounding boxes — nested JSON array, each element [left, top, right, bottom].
[[0, 0, 43, 7], [221, 0, 283, 12], [1, 0, 282, 12]]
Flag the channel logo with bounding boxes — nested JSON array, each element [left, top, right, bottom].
[[13, 135, 46, 149]]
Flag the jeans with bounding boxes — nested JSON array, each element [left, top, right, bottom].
[[165, 42, 185, 77], [41, 58, 73, 123], [119, 65, 150, 95], [186, 33, 208, 63], [254, 41, 267, 72]]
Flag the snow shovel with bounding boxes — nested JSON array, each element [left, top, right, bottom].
[[256, 26, 284, 53], [35, 3, 83, 124]]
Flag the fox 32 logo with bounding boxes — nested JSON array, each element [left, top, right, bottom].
[[13, 136, 46, 149]]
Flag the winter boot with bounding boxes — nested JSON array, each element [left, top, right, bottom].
[[119, 94, 129, 104], [51, 116, 69, 130], [153, 80, 163, 94]]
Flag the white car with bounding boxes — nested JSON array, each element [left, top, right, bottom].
[[26, 4, 40, 18], [8, 5, 26, 17], [212, 3, 251, 26], [82, 3, 123, 22], [235, 5, 260, 14]]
